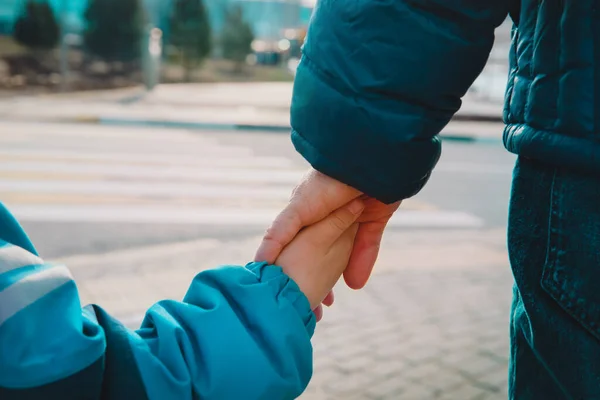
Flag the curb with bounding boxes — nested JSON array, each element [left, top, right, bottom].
[[17, 115, 504, 143], [452, 113, 503, 123], [103, 118, 502, 142], [70, 115, 102, 124]]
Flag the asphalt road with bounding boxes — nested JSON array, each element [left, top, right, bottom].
[[0, 121, 515, 259]]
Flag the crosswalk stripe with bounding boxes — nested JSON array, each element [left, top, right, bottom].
[[0, 122, 484, 230], [2, 142, 255, 158], [0, 121, 224, 143], [0, 149, 294, 169], [0, 180, 293, 199], [8, 205, 483, 228], [0, 162, 305, 184], [436, 162, 510, 175]]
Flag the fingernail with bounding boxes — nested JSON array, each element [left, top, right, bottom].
[[348, 199, 364, 214]]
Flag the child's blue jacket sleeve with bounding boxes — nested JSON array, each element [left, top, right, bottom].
[[0, 203, 316, 400]]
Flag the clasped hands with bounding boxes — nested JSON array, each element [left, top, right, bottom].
[[255, 168, 401, 320]]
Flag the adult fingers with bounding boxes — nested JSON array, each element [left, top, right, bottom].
[[314, 304, 324, 322], [255, 169, 360, 263], [322, 291, 335, 307], [343, 219, 389, 289]]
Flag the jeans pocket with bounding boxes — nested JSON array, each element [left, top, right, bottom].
[[541, 168, 600, 341]]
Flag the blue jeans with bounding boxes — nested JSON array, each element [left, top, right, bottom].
[[508, 157, 600, 399]]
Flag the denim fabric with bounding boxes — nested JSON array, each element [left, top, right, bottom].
[[508, 157, 600, 399]]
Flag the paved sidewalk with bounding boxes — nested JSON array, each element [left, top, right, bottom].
[[59, 228, 512, 400], [0, 83, 505, 141]]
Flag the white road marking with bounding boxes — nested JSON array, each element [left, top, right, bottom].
[[0, 180, 293, 199], [0, 162, 305, 184], [0, 148, 293, 169], [435, 162, 511, 175], [9, 204, 483, 228]]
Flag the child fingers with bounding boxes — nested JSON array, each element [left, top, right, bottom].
[[313, 199, 364, 247]]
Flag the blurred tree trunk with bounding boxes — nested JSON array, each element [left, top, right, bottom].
[[181, 50, 193, 82]]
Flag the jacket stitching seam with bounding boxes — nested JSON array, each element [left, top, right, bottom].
[[594, 6, 598, 133], [506, 26, 519, 122], [554, 3, 563, 132], [524, 1, 542, 121]]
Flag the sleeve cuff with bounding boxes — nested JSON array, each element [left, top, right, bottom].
[[292, 128, 435, 204], [290, 58, 442, 204], [245, 262, 316, 337]]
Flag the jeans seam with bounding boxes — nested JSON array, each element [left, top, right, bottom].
[[509, 286, 520, 398], [544, 167, 559, 284], [541, 168, 600, 341]]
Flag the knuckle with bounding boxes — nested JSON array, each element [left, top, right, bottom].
[[262, 209, 302, 243], [290, 185, 302, 201], [262, 225, 278, 241], [329, 212, 350, 231]]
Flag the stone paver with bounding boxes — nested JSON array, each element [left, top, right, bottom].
[[55, 228, 513, 399]]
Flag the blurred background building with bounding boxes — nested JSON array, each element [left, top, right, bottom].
[[0, 0, 314, 39], [0, 0, 509, 100], [204, 0, 313, 38], [0, 0, 315, 82]]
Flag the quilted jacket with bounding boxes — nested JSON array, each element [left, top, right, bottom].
[[291, 0, 599, 203]]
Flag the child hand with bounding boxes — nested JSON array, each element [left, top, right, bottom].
[[275, 199, 364, 309]]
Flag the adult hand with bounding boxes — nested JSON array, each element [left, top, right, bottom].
[[255, 168, 400, 294]]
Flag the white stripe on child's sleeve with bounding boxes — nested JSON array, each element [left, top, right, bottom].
[[0, 243, 44, 274], [0, 264, 73, 326]]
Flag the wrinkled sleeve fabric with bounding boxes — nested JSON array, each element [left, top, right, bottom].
[[0, 204, 316, 400], [131, 262, 316, 400], [291, 0, 509, 203]]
